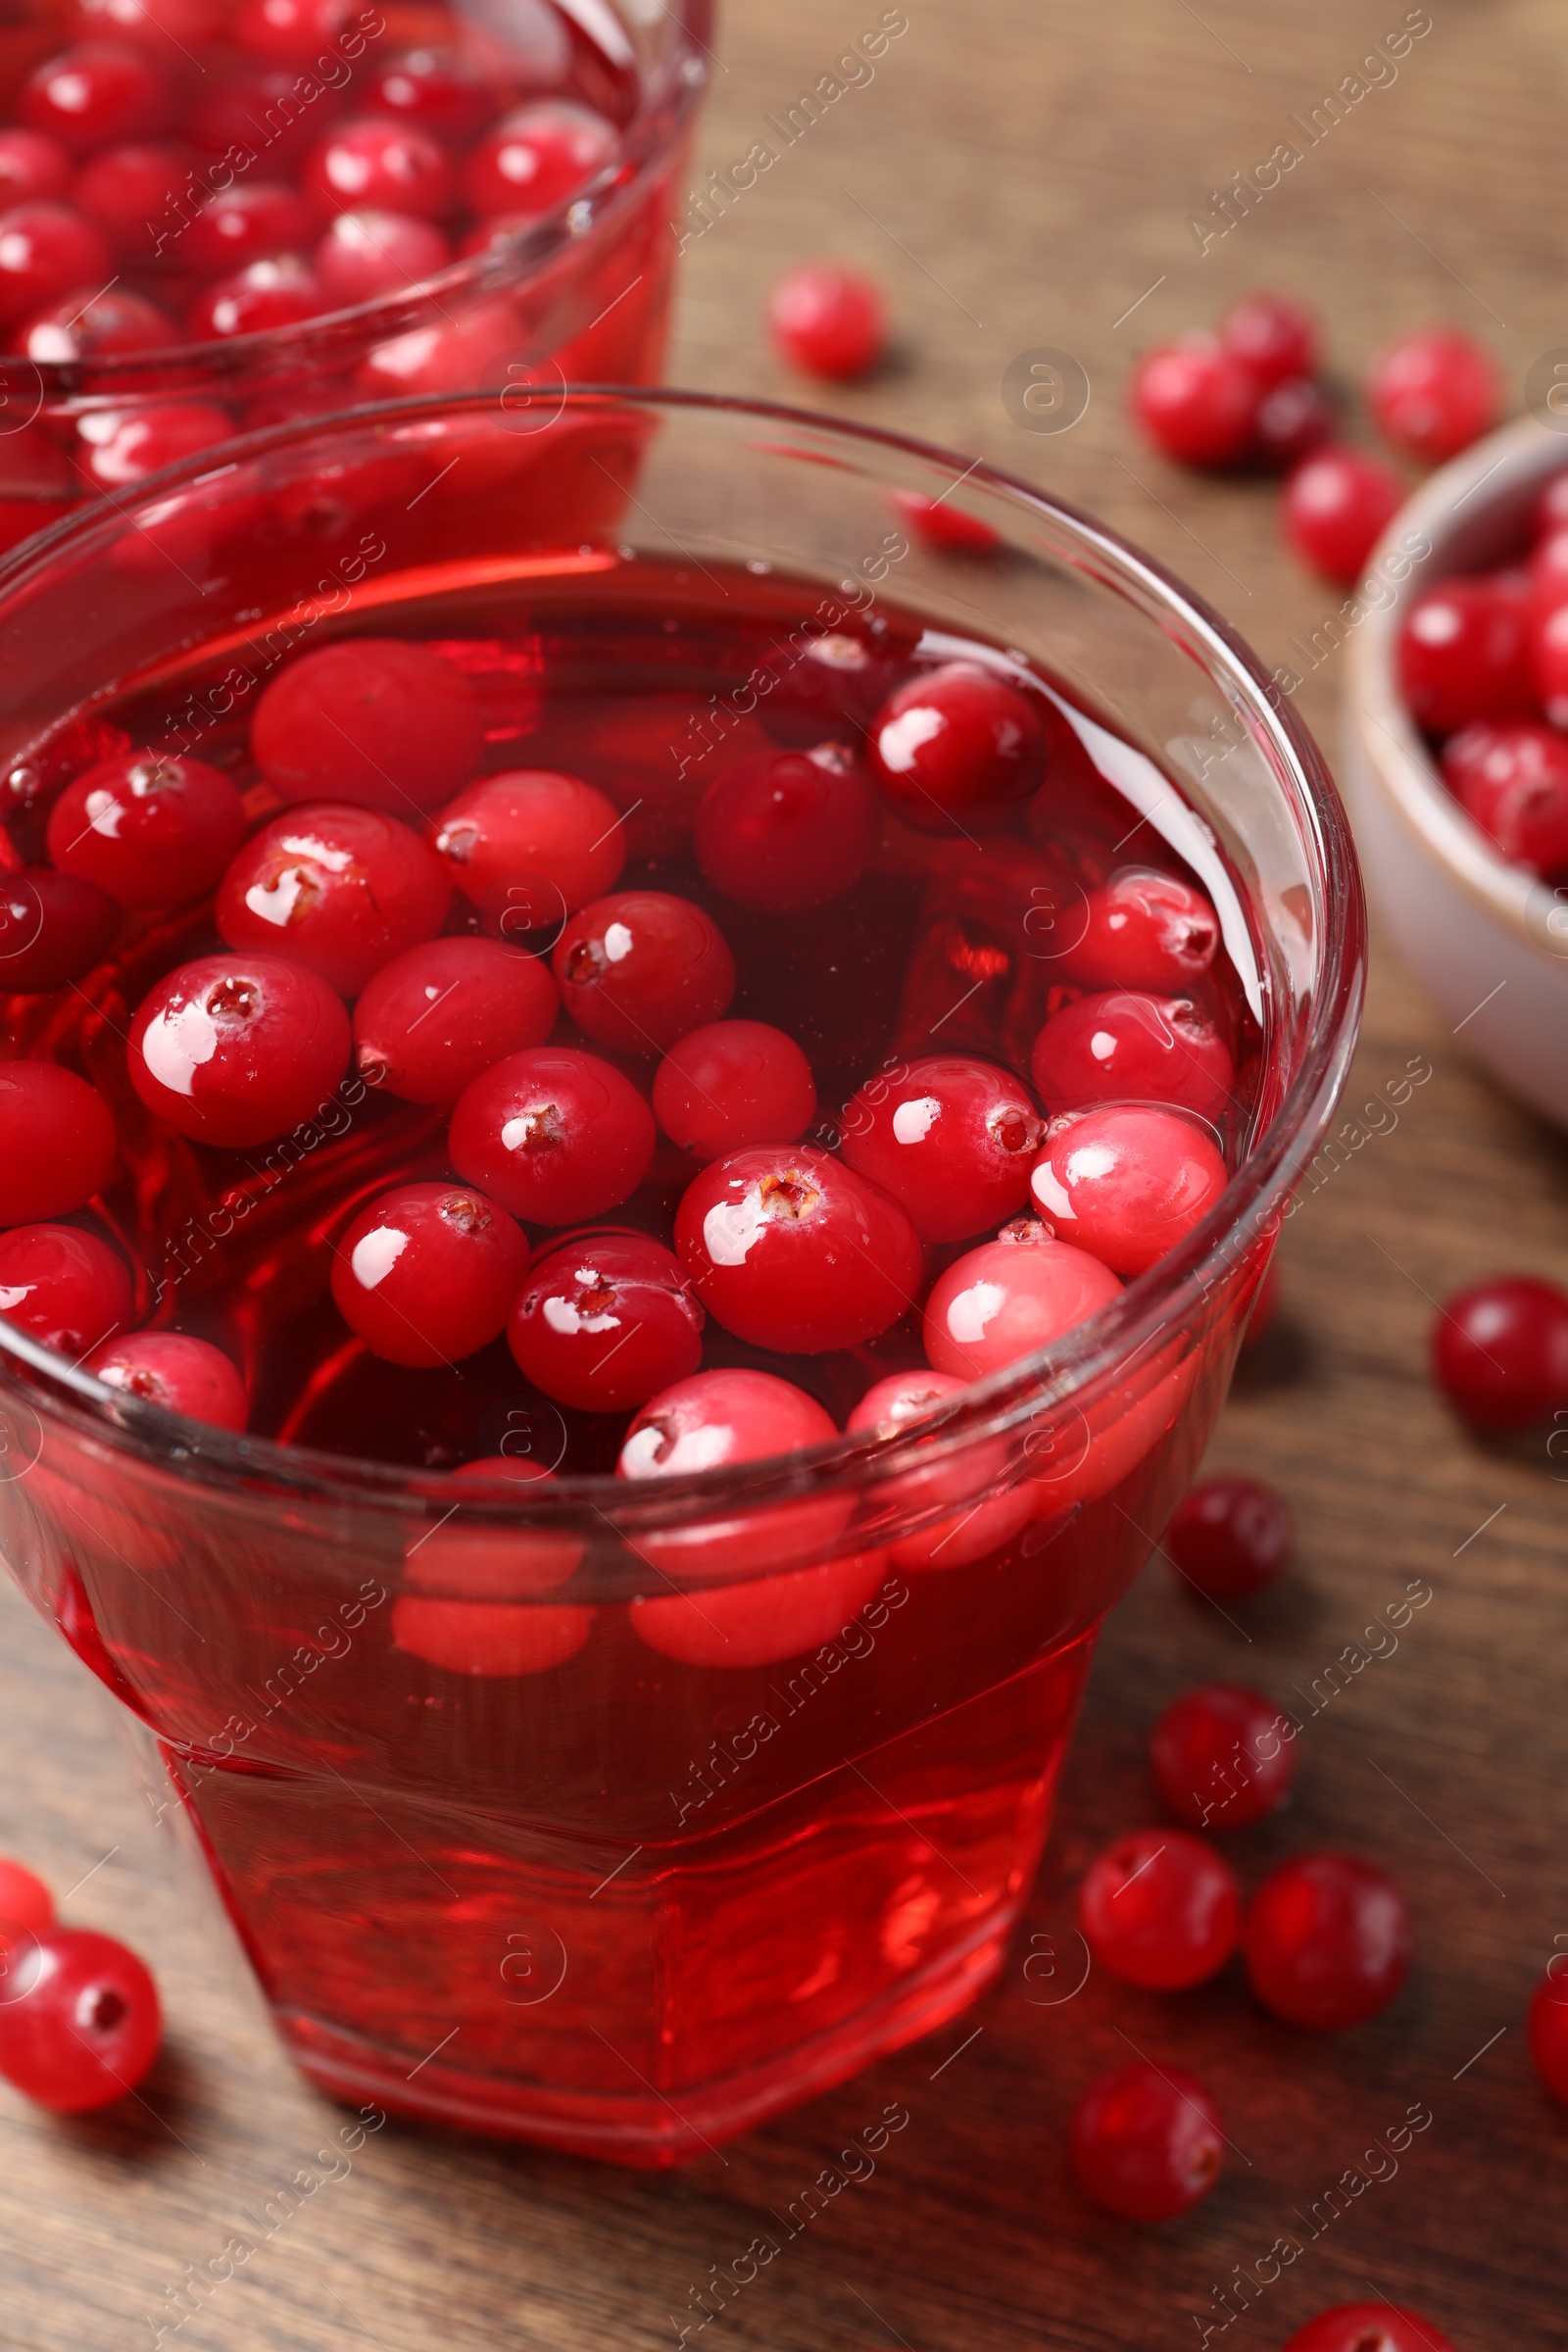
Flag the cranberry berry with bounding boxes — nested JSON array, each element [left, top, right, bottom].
[[188, 253, 326, 339], [21, 285, 173, 360], [675, 1142, 922, 1352], [1528, 1969, 1568, 2104], [0, 201, 112, 325], [464, 102, 615, 220], [448, 1045, 656, 1224], [21, 45, 172, 155], [0, 1925, 161, 2113], [1030, 1103, 1227, 1278], [233, 0, 355, 63], [922, 1220, 1121, 1382], [332, 1181, 527, 1368], [1061, 868, 1219, 993], [1282, 446, 1404, 586], [509, 1231, 704, 1412], [1440, 720, 1568, 873], [841, 1054, 1044, 1242], [1164, 1474, 1292, 1601], [47, 750, 245, 910], [849, 1367, 1032, 1571], [1130, 334, 1256, 468], [1150, 1681, 1297, 1832], [89, 1330, 248, 1428], [1031, 990, 1236, 1124], [127, 951, 351, 1147], [431, 768, 625, 920], [766, 260, 886, 381], [652, 1019, 816, 1161], [1069, 2061, 1224, 2223], [353, 936, 558, 1105], [1367, 326, 1499, 463], [1432, 1275, 1568, 1428], [1219, 289, 1318, 390], [554, 889, 735, 1054], [182, 180, 318, 273], [0, 1062, 117, 1226], [0, 1223, 132, 1356], [1078, 1826, 1241, 1990], [1397, 573, 1533, 735], [368, 48, 495, 143], [394, 1455, 592, 1678], [695, 742, 878, 911], [73, 138, 193, 257], [217, 804, 451, 998], [304, 116, 455, 220], [1250, 372, 1334, 470], [0, 1857, 53, 1935], [0, 130, 70, 206], [252, 638, 483, 814], [868, 661, 1045, 833], [74, 400, 232, 490], [315, 206, 449, 304], [1281, 2311, 1458, 2352], [1245, 1851, 1411, 2031], [0, 866, 119, 993]]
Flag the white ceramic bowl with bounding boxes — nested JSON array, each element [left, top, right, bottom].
[[1343, 415, 1568, 1129]]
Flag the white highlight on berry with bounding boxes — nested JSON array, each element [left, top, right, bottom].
[[946, 1279, 1005, 1346], [875, 707, 945, 773], [350, 1225, 409, 1290], [140, 997, 218, 1096], [892, 1095, 941, 1145]]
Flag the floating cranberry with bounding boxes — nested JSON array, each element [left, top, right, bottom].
[[1244, 1851, 1411, 2031], [652, 1019, 816, 1161], [1151, 1682, 1297, 1832], [74, 399, 232, 490], [631, 1545, 887, 1669], [252, 638, 483, 814], [1030, 990, 1236, 1124], [368, 48, 495, 143], [0, 1857, 53, 1934], [20, 283, 172, 360], [216, 803, 451, 998], [841, 1054, 1043, 1242], [21, 45, 172, 155], [188, 65, 336, 172], [756, 624, 893, 744], [1528, 1970, 1568, 2104], [1537, 468, 1568, 540], [1219, 289, 1318, 389], [1397, 574, 1533, 734], [315, 206, 448, 304], [1527, 525, 1568, 621], [867, 661, 1045, 833], [182, 181, 318, 274], [554, 889, 735, 1054], [1029, 1103, 1228, 1277], [1250, 372, 1334, 470], [89, 1329, 247, 1427], [509, 1230, 703, 1412], [766, 259, 885, 380], [47, 750, 245, 910], [1368, 326, 1498, 463], [1078, 1826, 1241, 1990], [464, 102, 615, 220], [891, 490, 1003, 553], [1431, 1274, 1568, 1428], [305, 115, 455, 221], [675, 1142, 922, 1352], [1440, 720, 1568, 873], [1281, 2306, 1458, 2352], [0, 201, 112, 325], [448, 1045, 656, 1224], [1530, 599, 1568, 729], [234, 0, 354, 62], [1069, 2062, 1224, 2223], [70, 0, 222, 40], [331, 1181, 527, 1368], [1061, 868, 1219, 993], [431, 768, 624, 920], [1281, 446, 1404, 586], [188, 251, 326, 338], [72, 138, 191, 257], [0, 131, 70, 206], [922, 1220, 1121, 1382], [394, 1592, 593, 1676], [0, 866, 119, 992], [1165, 1474, 1292, 1601], [0, 1062, 117, 1225], [0, 1223, 132, 1356], [849, 1367, 1031, 1570], [1130, 334, 1255, 467], [0, 1925, 161, 2113], [127, 951, 350, 1147], [394, 1461, 593, 1674], [353, 935, 557, 1105], [695, 742, 878, 911]]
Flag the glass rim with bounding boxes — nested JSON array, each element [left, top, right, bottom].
[[0, 0, 711, 404], [0, 384, 1367, 1526]]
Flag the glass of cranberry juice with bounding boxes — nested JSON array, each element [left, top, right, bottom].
[[0, 390, 1364, 2164]]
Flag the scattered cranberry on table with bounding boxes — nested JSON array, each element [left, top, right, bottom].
[[0, 1923, 162, 2114], [1069, 2060, 1225, 2222], [1527, 1968, 1568, 2104], [1280, 2305, 1459, 2352], [1431, 1275, 1568, 1429], [1281, 446, 1404, 586], [1130, 334, 1257, 468], [1164, 1473, 1293, 1601], [0, 1857, 54, 1936], [1244, 1850, 1411, 2031], [1150, 1681, 1297, 1831], [766, 259, 886, 381], [1366, 326, 1500, 464], [1077, 1826, 1241, 1990]]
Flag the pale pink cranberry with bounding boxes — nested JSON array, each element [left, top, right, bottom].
[[305, 116, 455, 220], [187, 253, 326, 339], [1130, 334, 1255, 467], [1397, 573, 1534, 733], [46, 750, 245, 910], [1029, 1104, 1228, 1276], [464, 102, 615, 220], [0, 1063, 117, 1226], [766, 260, 885, 380], [867, 661, 1045, 833], [553, 890, 735, 1054], [1060, 867, 1219, 992], [88, 1331, 247, 1428], [922, 1219, 1121, 1381], [695, 742, 878, 910], [509, 1231, 704, 1412], [315, 207, 449, 304], [0, 1223, 130, 1355], [74, 401, 232, 490], [1030, 990, 1237, 1124], [126, 952, 351, 1147], [0, 202, 112, 325], [447, 1045, 656, 1224], [331, 1180, 528, 1368], [252, 638, 483, 813], [430, 768, 625, 920], [841, 1054, 1043, 1241], [652, 1020, 816, 1161], [1440, 721, 1568, 874], [21, 44, 172, 155], [20, 284, 172, 360], [1367, 326, 1498, 462], [182, 182, 318, 275], [1281, 446, 1403, 585], [0, 130, 71, 205], [353, 936, 558, 1105], [849, 1368, 1030, 1571]]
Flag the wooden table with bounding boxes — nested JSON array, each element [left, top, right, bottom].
[[4, 2, 1565, 2343]]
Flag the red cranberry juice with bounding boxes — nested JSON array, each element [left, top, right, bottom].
[[1, 558, 1269, 2160]]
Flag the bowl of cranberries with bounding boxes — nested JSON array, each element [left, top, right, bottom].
[[1344, 414, 1568, 1127], [0, 0, 708, 554], [0, 387, 1363, 2163]]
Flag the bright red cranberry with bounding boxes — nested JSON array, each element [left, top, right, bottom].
[[315, 206, 448, 303], [841, 1054, 1044, 1242], [0, 201, 112, 325], [1281, 446, 1404, 585], [0, 130, 71, 205], [0, 1925, 160, 2113], [182, 181, 318, 275], [1529, 599, 1568, 729], [767, 260, 885, 380], [890, 490, 1003, 553], [353, 936, 557, 1105], [1250, 372, 1334, 469], [1440, 720, 1568, 873], [464, 102, 615, 220], [1529, 1971, 1568, 2104], [47, 750, 245, 910], [431, 768, 625, 920], [1281, 2306, 1458, 2352], [867, 662, 1045, 834], [1151, 1682, 1297, 1832], [188, 66, 338, 172], [127, 951, 350, 1147], [922, 1219, 1121, 1381], [653, 1020, 816, 1161], [0, 865, 119, 992], [1368, 327, 1498, 463], [554, 890, 736, 1055], [1432, 1274, 1568, 1428], [20, 283, 172, 360], [1029, 1103, 1227, 1277], [1069, 2062, 1224, 2223], [1397, 573, 1533, 734], [234, 0, 353, 61], [1244, 1851, 1411, 2031], [0, 1857, 53, 1934], [69, 0, 221, 38], [1537, 468, 1568, 540], [448, 1045, 656, 1224], [1220, 289, 1318, 389], [89, 1329, 247, 1426], [849, 1367, 1031, 1571], [1130, 334, 1255, 467], [252, 638, 483, 814], [305, 115, 456, 221], [368, 48, 494, 143], [509, 1230, 704, 1411], [72, 139, 191, 256], [1165, 1474, 1292, 1601], [1030, 990, 1236, 1124], [74, 400, 232, 490], [1061, 869, 1219, 992], [0, 1062, 117, 1225], [331, 1181, 528, 1368], [21, 45, 172, 155], [675, 1142, 922, 1352], [188, 252, 326, 338], [1526, 523, 1568, 621], [695, 742, 878, 911], [0, 1223, 132, 1356], [216, 804, 451, 998], [1078, 1826, 1241, 1990]]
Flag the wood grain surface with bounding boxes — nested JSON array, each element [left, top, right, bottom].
[[3, 2, 1566, 2345]]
